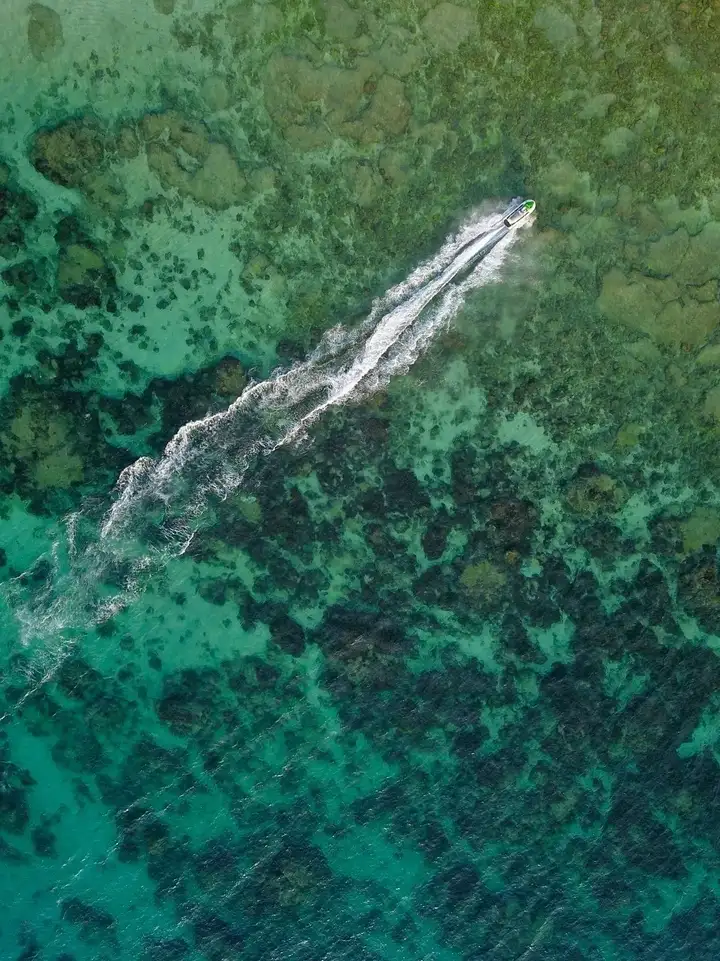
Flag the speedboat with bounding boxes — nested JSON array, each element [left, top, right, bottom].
[[503, 198, 536, 228], [289, 198, 537, 427], [439, 197, 536, 291]]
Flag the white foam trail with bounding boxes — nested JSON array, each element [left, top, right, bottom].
[[102, 205, 520, 544], [6, 200, 531, 642], [273, 220, 511, 444]]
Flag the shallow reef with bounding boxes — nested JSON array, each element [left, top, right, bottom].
[[2, 0, 720, 959]]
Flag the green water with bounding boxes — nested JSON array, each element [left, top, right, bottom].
[[1, 1, 720, 959]]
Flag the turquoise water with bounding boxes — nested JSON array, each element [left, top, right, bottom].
[[3, 1, 720, 959]]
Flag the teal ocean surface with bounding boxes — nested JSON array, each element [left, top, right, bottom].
[[2, 1, 720, 959]]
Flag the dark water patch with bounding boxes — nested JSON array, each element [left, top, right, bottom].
[[60, 896, 116, 941], [30, 820, 57, 858], [0, 751, 34, 835], [142, 356, 248, 451], [0, 835, 30, 864]]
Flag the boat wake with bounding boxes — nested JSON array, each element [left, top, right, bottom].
[[5, 199, 533, 646]]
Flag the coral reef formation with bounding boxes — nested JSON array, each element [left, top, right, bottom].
[[2, 0, 720, 959]]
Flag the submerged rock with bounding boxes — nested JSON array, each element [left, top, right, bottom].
[[644, 228, 689, 277], [255, 840, 332, 909], [31, 821, 57, 857], [677, 221, 720, 287], [0, 758, 33, 835], [653, 300, 719, 346], [212, 356, 247, 397], [57, 243, 115, 308], [696, 343, 720, 366], [29, 109, 246, 211], [0, 184, 38, 259], [156, 668, 223, 737], [533, 4, 578, 53], [27, 3, 63, 60], [116, 805, 170, 862], [225, 0, 282, 40], [188, 143, 246, 208], [703, 385, 720, 423], [0, 836, 29, 864], [343, 160, 383, 208], [6, 400, 84, 489], [60, 897, 115, 941], [486, 498, 537, 553], [264, 53, 373, 134], [316, 607, 409, 691], [677, 548, 720, 631], [422, 508, 452, 560], [597, 268, 661, 332], [31, 119, 109, 188], [378, 148, 411, 186], [322, 0, 362, 42], [1, 259, 40, 292], [376, 29, 425, 77], [597, 267, 718, 345], [141, 111, 246, 209], [342, 75, 411, 144], [566, 470, 627, 515], [421, 3, 476, 52], [83, 170, 127, 216], [601, 126, 636, 159], [200, 75, 230, 112], [680, 507, 720, 554], [459, 560, 507, 607], [263, 53, 411, 149]]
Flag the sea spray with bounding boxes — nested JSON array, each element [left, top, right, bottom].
[[5, 201, 532, 646]]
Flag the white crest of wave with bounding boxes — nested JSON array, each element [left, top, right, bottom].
[[6, 200, 531, 644]]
